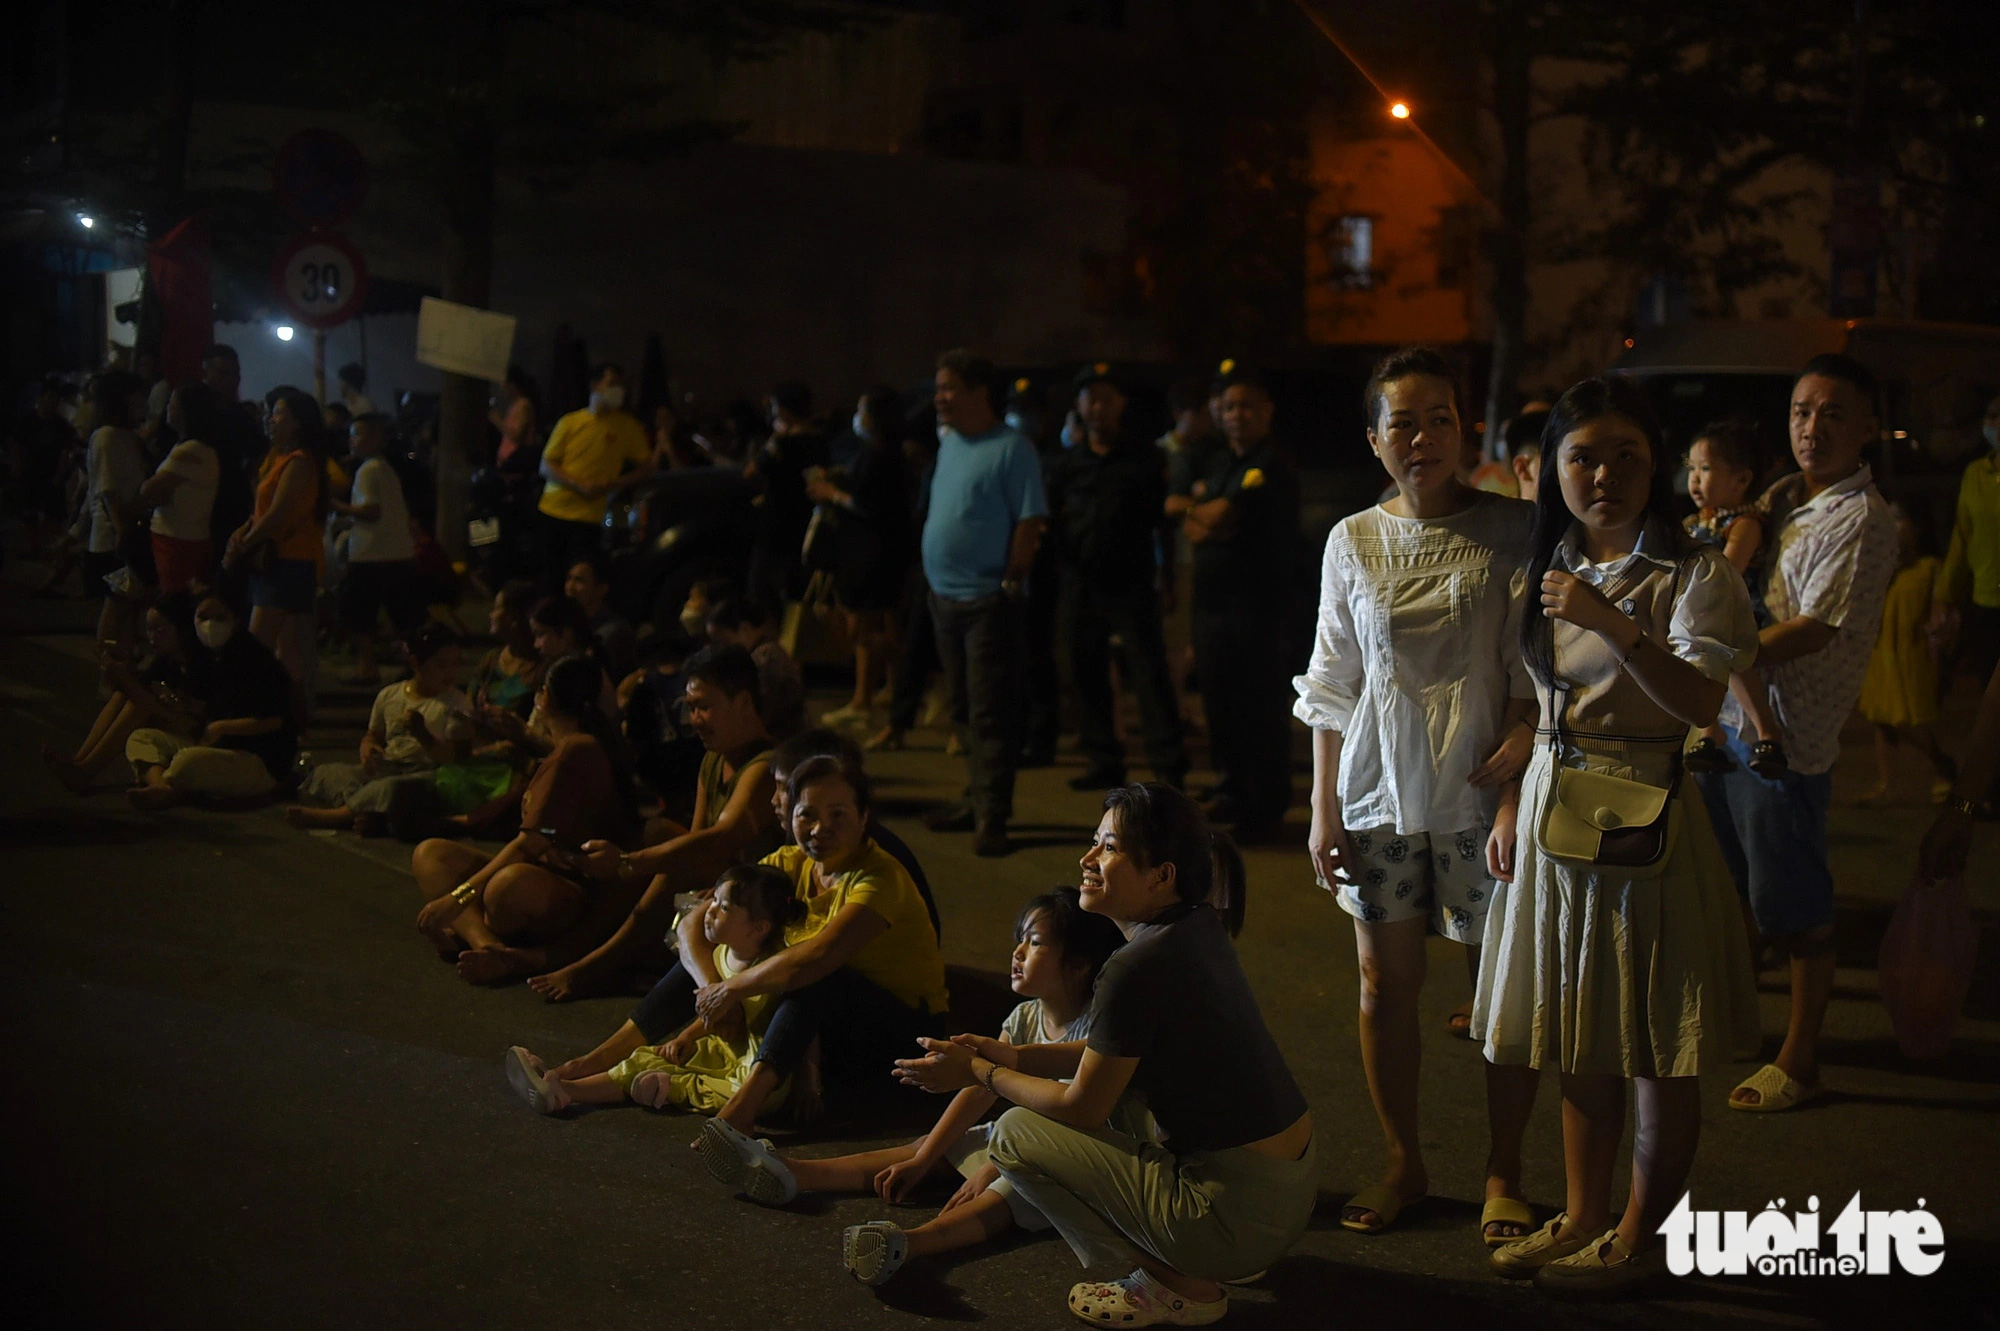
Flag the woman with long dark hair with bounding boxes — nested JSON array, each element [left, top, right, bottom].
[[141, 380, 227, 594], [1476, 378, 1759, 1297], [412, 651, 640, 983], [894, 783, 1314, 1325]]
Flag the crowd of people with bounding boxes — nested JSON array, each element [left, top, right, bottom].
[[8, 334, 2000, 1324]]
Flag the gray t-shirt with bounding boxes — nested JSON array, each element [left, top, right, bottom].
[[1001, 997, 1091, 1048], [1086, 902, 1307, 1153]]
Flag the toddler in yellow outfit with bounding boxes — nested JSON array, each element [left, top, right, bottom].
[[505, 864, 801, 1114]]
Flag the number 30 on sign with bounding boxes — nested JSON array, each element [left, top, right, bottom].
[[272, 233, 369, 330]]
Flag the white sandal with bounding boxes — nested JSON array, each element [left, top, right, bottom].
[[1728, 1063, 1823, 1113], [504, 1046, 569, 1114], [695, 1117, 798, 1205], [842, 1221, 908, 1286], [1066, 1269, 1227, 1327], [1490, 1212, 1593, 1279]]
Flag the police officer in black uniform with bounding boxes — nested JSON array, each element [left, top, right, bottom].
[[1184, 363, 1301, 841], [1046, 362, 1189, 791]]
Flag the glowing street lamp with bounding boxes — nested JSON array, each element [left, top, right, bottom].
[[77, 214, 95, 228], [1389, 101, 1410, 120], [275, 325, 296, 342]]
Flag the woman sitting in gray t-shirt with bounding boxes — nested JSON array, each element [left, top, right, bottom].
[[896, 782, 1316, 1327]]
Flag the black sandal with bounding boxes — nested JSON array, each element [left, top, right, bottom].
[[1748, 740, 1789, 778], [1684, 737, 1736, 773]]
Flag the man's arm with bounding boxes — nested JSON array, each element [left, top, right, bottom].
[[1004, 517, 1046, 584], [622, 759, 777, 880]]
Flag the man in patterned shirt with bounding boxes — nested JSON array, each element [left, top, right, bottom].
[[1697, 353, 1897, 1114]]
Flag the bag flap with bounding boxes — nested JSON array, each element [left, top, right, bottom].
[[1550, 767, 1669, 834]]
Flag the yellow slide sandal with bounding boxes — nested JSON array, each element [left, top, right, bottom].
[[1480, 1197, 1536, 1248], [1340, 1184, 1425, 1235]]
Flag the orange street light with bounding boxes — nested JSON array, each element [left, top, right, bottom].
[[1389, 101, 1410, 119]]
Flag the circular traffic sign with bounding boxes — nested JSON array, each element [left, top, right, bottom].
[[272, 232, 369, 329], [273, 128, 368, 229]]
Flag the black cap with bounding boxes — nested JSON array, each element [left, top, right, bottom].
[[1211, 359, 1269, 396], [1072, 360, 1121, 393]]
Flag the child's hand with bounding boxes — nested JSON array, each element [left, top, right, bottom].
[[941, 1163, 1001, 1214], [948, 1033, 1018, 1069], [657, 1033, 698, 1065], [873, 1157, 932, 1204], [1486, 795, 1520, 884], [1540, 569, 1628, 640], [895, 1037, 978, 1094]]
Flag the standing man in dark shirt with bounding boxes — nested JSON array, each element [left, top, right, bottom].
[[1184, 365, 1300, 841], [746, 380, 827, 610], [1047, 363, 1188, 791]]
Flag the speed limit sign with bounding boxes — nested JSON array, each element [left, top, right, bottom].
[[272, 232, 369, 329]]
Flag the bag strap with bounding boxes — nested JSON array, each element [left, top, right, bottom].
[[1545, 541, 1688, 759]]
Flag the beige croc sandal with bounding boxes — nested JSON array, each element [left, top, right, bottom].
[[1534, 1228, 1669, 1297], [1490, 1212, 1593, 1279], [1728, 1062, 1824, 1113], [1481, 1197, 1537, 1248]]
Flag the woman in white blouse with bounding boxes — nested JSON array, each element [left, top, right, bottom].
[[1478, 377, 1759, 1297], [1294, 347, 1542, 1245]]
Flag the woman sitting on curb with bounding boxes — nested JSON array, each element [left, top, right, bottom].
[[44, 591, 202, 793], [896, 784, 1315, 1328]]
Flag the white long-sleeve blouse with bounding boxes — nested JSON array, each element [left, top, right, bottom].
[[1292, 492, 1536, 835]]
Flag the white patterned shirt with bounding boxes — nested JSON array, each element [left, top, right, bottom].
[[1292, 492, 1535, 834], [1729, 465, 1897, 776]]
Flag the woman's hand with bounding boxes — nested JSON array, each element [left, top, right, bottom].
[[693, 979, 743, 1027], [1485, 790, 1521, 884], [575, 839, 625, 882], [873, 1155, 934, 1204], [940, 1161, 1001, 1214], [947, 1033, 1019, 1070], [1540, 570, 1635, 644], [894, 1036, 979, 1094], [1469, 723, 1534, 789], [1307, 807, 1357, 893]]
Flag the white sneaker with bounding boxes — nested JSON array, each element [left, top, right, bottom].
[[842, 1221, 909, 1286], [1067, 1270, 1227, 1326], [695, 1116, 798, 1205]]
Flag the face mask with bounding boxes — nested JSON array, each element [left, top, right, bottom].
[[851, 411, 869, 441], [679, 605, 707, 638], [1003, 410, 1029, 434], [196, 618, 236, 651], [1060, 417, 1084, 449], [1984, 422, 1999, 452], [591, 386, 625, 413]]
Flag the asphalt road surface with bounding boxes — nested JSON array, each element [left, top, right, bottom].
[[4, 618, 1996, 1330]]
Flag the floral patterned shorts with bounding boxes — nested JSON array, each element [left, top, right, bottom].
[[1333, 826, 1494, 944]]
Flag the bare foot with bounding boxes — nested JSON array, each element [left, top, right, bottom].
[[1445, 999, 1473, 1040], [127, 783, 178, 811], [527, 964, 598, 1002], [41, 747, 94, 795], [456, 947, 535, 985], [419, 922, 464, 962]]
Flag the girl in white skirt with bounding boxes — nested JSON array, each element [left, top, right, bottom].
[[1475, 377, 1760, 1298]]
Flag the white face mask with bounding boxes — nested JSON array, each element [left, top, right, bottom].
[[1984, 421, 1999, 452], [591, 386, 625, 413], [851, 411, 869, 440], [196, 618, 236, 651]]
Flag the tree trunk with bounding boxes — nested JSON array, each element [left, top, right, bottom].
[[1482, 0, 1531, 453], [434, 6, 499, 559]]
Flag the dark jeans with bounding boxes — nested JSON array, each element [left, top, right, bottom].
[[1061, 571, 1187, 782], [1192, 604, 1293, 825], [931, 589, 1027, 824], [889, 574, 940, 732], [628, 961, 933, 1087], [538, 512, 601, 588]]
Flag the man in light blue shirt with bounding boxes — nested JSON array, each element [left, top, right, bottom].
[[920, 349, 1048, 856]]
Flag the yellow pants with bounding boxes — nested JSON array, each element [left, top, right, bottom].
[[606, 1035, 786, 1115], [126, 728, 277, 797]]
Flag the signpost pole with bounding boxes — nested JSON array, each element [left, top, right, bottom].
[[313, 329, 327, 405]]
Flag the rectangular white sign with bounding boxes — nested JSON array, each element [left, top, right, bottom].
[[415, 296, 517, 382]]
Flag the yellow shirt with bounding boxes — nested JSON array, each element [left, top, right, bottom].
[[1938, 453, 2000, 610], [768, 841, 948, 1015], [537, 406, 651, 523]]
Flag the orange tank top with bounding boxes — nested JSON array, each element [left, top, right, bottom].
[[256, 449, 322, 563]]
